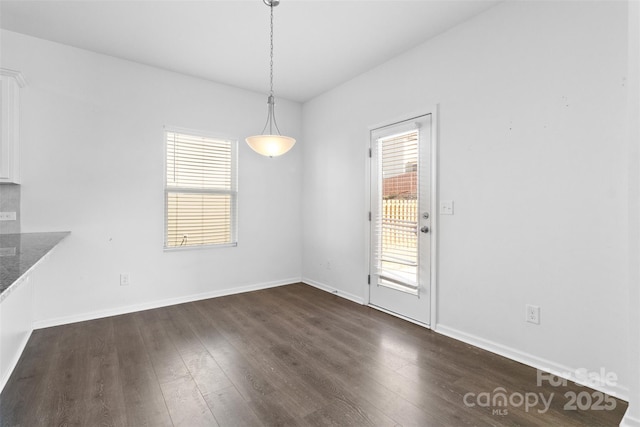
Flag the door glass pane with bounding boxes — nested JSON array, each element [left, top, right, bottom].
[[377, 130, 419, 294]]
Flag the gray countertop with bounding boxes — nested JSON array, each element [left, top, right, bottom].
[[0, 232, 70, 299]]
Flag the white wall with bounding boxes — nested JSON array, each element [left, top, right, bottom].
[[0, 0, 633, 408], [1, 30, 303, 326], [623, 0, 640, 424], [302, 0, 630, 397]]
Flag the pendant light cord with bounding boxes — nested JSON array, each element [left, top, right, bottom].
[[260, 0, 282, 136], [269, 3, 274, 98]]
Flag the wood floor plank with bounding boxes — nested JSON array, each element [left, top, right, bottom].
[[203, 385, 264, 427], [274, 286, 414, 371], [230, 338, 329, 418], [80, 317, 128, 427], [112, 313, 173, 427], [159, 375, 219, 427], [304, 397, 397, 427], [224, 294, 333, 416], [242, 388, 305, 427], [162, 304, 233, 397], [37, 321, 98, 426], [207, 342, 277, 402], [178, 300, 232, 352], [82, 340, 127, 427], [192, 297, 247, 343], [0, 329, 58, 426], [193, 295, 326, 420], [0, 283, 628, 427], [362, 391, 441, 427], [135, 309, 191, 384]]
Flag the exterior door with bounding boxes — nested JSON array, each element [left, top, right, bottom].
[[369, 114, 432, 326]]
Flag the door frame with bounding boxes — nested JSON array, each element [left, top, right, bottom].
[[364, 106, 439, 329]]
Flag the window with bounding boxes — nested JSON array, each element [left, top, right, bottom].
[[375, 129, 420, 294], [164, 129, 237, 249]]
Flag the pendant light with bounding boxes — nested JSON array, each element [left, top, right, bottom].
[[246, 0, 296, 158]]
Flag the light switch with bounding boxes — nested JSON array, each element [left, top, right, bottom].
[[440, 200, 454, 215]]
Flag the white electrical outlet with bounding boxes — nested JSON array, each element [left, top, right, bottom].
[[0, 212, 17, 221], [120, 273, 130, 286], [526, 304, 540, 324]]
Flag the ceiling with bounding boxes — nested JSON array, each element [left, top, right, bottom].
[[0, 0, 500, 103]]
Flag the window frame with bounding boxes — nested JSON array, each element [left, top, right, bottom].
[[163, 126, 238, 251]]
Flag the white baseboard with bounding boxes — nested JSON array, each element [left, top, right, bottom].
[[302, 278, 365, 305], [33, 277, 301, 329], [435, 323, 629, 402], [0, 328, 32, 393]]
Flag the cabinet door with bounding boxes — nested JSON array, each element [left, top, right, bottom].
[[0, 71, 25, 184]]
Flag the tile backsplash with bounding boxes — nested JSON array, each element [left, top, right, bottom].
[[0, 184, 20, 234]]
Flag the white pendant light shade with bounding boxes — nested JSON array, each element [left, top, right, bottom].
[[246, 134, 296, 157]]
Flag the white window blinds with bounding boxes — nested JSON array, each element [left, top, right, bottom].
[[165, 130, 237, 248], [372, 129, 420, 294]]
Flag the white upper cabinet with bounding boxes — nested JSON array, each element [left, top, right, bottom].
[[0, 69, 26, 184]]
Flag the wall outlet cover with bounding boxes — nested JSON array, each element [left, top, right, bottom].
[[0, 212, 17, 221], [120, 273, 130, 286], [526, 304, 540, 324]]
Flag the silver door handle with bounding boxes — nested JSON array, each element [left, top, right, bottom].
[[420, 226, 429, 233]]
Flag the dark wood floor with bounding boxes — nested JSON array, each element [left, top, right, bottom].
[[0, 283, 627, 426]]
